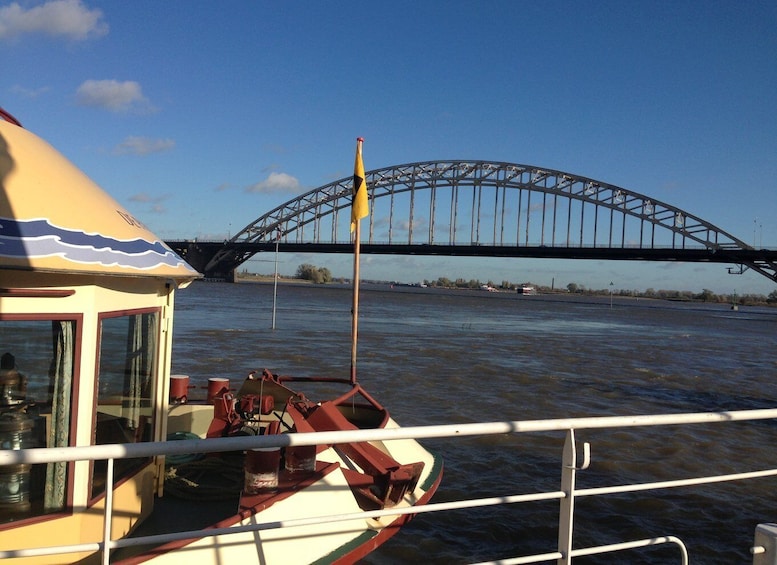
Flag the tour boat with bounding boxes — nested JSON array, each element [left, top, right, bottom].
[[0, 108, 443, 564]]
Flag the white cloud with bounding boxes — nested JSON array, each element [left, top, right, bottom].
[[0, 0, 108, 41], [113, 136, 175, 155], [76, 79, 154, 113], [245, 172, 302, 194]]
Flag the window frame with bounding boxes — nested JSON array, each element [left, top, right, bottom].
[[89, 307, 162, 503], [0, 312, 82, 528]]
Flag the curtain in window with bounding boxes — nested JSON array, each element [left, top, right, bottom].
[[123, 313, 156, 432], [45, 321, 73, 511]]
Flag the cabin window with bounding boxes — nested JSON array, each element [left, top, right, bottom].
[[92, 311, 158, 499], [0, 319, 77, 524]]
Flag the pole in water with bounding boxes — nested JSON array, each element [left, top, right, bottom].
[[272, 230, 280, 329]]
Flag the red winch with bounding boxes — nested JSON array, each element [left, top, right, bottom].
[[206, 390, 276, 438], [203, 371, 424, 510]]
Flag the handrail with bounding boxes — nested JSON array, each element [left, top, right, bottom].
[[3, 408, 776, 466], [1, 407, 776, 564], [470, 536, 689, 565]]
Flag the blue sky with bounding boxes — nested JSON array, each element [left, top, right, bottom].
[[2, 0, 776, 294]]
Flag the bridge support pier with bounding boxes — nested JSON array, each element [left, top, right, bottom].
[[167, 241, 237, 281]]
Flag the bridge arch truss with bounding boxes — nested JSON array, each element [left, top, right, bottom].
[[203, 160, 774, 283]]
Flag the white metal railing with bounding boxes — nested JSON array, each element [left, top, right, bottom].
[[2, 408, 777, 564]]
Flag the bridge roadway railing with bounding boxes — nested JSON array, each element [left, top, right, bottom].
[[166, 237, 777, 283], [2, 408, 777, 564], [174, 239, 776, 256]]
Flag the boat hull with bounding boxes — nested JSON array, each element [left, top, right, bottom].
[[112, 371, 446, 565], [114, 414, 443, 565]]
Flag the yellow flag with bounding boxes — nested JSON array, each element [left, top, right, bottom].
[[350, 137, 368, 232]]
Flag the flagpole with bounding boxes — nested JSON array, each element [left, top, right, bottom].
[[350, 137, 367, 385], [350, 218, 361, 385]]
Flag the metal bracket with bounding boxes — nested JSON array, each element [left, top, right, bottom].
[[752, 523, 777, 564], [563, 429, 591, 470]]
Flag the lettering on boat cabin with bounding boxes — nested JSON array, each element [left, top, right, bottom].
[[116, 210, 148, 230]]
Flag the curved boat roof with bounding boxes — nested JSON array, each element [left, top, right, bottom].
[[0, 115, 200, 281]]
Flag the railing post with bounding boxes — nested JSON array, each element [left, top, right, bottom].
[[557, 429, 590, 565], [102, 458, 114, 565]]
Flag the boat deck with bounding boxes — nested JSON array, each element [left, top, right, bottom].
[[112, 455, 343, 563]]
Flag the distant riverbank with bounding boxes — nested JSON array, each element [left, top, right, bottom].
[[227, 273, 775, 310], [233, 267, 776, 306]]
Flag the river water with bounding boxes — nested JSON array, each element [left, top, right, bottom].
[[170, 281, 777, 564]]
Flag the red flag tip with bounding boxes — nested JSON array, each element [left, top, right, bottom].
[[357, 137, 364, 142]]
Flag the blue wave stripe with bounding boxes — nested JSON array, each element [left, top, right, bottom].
[[0, 217, 194, 272]]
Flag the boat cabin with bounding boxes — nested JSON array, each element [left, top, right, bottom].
[[0, 114, 199, 560]]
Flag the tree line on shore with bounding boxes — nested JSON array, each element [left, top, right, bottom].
[[420, 278, 776, 305], [560, 283, 776, 306], [246, 263, 777, 306]]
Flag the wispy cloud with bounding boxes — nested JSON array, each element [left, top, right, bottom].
[[129, 192, 169, 214], [0, 0, 108, 41], [113, 136, 175, 155], [245, 172, 302, 194], [10, 84, 50, 98], [262, 144, 289, 155], [660, 180, 681, 193], [129, 192, 165, 203], [76, 79, 155, 113]]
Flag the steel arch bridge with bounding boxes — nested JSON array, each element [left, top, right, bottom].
[[167, 160, 777, 284]]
